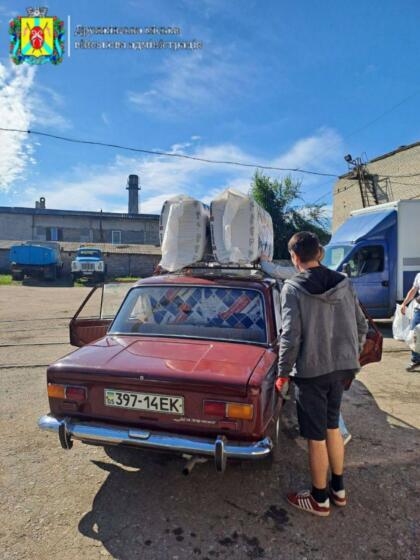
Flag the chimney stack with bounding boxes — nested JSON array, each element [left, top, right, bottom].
[[35, 197, 46, 209], [127, 174, 140, 214]]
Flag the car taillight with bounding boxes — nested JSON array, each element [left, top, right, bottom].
[[48, 383, 87, 402], [65, 386, 87, 402], [203, 400, 253, 420], [203, 401, 226, 417], [48, 384, 65, 399], [226, 402, 253, 420]]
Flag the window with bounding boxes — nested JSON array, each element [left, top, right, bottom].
[[111, 230, 122, 245], [347, 245, 384, 277], [46, 227, 63, 241], [77, 248, 102, 259], [110, 286, 267, 344], [323, 245, 352, 270]]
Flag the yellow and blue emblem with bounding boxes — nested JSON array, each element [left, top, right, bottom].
[[9, 7, 64, 65]]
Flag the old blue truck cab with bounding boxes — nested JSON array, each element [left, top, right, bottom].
[[324, 200, 420, 319]]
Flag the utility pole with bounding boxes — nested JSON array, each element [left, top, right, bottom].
[[344, 154, 378, 208]]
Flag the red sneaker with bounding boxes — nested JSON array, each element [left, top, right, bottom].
[[287, 490, 330, 517], [330, 487, 347, 507]]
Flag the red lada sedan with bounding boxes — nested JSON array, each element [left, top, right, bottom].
[[38, 270, 382, 473]]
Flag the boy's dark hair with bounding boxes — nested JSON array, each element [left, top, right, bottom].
[[288, 231, 321, 263]]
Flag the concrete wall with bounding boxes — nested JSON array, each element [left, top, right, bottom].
[[0, 214, 33, 240], [0, 212, 160, 245], [333, 144, 420, 230], [0, 248, 160, 278]]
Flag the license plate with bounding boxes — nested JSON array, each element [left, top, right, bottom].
[[104, 389, 184, 415]]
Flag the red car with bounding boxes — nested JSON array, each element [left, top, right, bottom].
[[38, 269, 382, 473]]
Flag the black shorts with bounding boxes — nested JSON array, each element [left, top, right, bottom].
[[294, 371, 355, 441]]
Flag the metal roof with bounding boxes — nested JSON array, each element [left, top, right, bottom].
[[0, 240, 162, 255], [0, 205, 159, 221]]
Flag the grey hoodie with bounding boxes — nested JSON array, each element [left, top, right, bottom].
[[262, 262, 369, 379]]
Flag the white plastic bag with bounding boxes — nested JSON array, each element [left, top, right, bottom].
[[406, 325, 420, 352], [159, 195, 210, 272], [392, 301, 415, 341], [210, 188, 273, 264]]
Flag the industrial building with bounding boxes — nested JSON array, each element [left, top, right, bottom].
[[332, 142, 420, 230], [0, 175, 160, 245], [0, 174, 162, 277]]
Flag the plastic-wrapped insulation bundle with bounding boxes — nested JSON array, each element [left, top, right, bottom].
[[159, 195, 210, 272], [210, 189, 274, 264]]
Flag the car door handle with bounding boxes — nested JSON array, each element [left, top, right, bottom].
[[381, 280, 389, 287]]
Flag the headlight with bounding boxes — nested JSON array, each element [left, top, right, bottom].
[[71, 261, 79, 271], [96, 261, 104, 271]]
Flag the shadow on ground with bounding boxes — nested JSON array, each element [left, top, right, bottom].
[[78, 381, 418, 560]]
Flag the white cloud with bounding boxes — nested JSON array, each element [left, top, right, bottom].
[[273, 128, 343, 181], [16, 128, 342, 214], [101, 112, 110, 126], [0, 63, 36, 191], [127, 50, 247, 116], [0, 62, 71, 191]]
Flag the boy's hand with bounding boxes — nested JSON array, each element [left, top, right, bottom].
[[260, 254, 269, 262], [401, 304, 406, 315], [275, 376, 289, 399]]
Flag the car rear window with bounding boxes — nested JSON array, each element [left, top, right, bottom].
[[109, 285, 267, 344]]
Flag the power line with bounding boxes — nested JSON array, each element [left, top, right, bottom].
[[306, 86, 420, 202], [0, 127, 338, 178], [342, 88, 420, 141]]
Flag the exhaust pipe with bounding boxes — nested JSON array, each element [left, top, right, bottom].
[[182, 455, 207, 475]]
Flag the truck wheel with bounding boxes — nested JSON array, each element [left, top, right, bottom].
[[95, 273, 105, 284], [12, 270, 23, 281], [44, 265, 56, 281]]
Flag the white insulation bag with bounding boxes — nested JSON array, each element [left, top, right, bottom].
[[159, 195, 209, 272], [210, 189, 274, 264]]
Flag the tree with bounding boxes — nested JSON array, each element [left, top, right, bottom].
[[250, 170, 331, 260]]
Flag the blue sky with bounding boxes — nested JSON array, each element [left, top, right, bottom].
[[0, 0, 419, 220]]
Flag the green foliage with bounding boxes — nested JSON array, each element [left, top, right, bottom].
[[250, 171, 331, 259], [0, 275, 13, 285]]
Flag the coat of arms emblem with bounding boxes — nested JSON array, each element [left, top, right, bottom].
[[9, 7, 64, 65]]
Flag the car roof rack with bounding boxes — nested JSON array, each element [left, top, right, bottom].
[[166, 261, 267, 280]]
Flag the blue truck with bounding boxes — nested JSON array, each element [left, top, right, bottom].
[[323, 200, 420, 318], [71, 247, 106, 283], [9, 242, 63, 281]]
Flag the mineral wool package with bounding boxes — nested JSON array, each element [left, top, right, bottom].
[[159, 189, 274, 271], [159, 195, 210, 272], [210, 189, 274, 265]]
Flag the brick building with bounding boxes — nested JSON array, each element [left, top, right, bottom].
[[332, 142, 420, 230]]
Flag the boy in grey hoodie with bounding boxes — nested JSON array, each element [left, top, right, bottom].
[[261, 231, 368, 517]]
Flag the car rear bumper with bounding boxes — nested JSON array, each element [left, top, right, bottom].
[[38, 415, 273, 470]]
